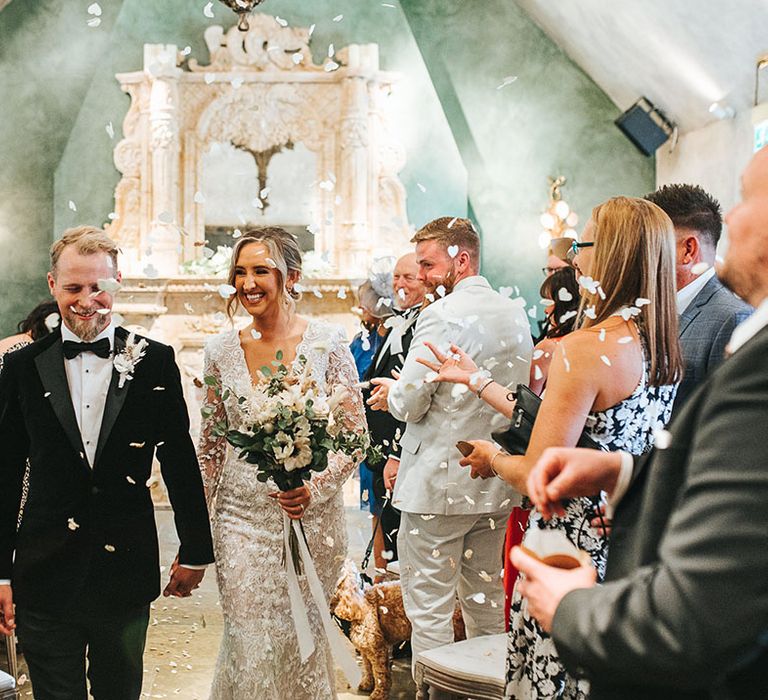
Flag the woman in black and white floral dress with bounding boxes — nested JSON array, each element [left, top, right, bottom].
[[419, 197, 683, 700]]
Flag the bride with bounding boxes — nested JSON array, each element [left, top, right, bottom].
[[198, 227, 365, 699]]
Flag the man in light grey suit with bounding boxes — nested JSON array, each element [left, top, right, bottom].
[[369, 217, 532, 665], [646, 184, 752, 410]]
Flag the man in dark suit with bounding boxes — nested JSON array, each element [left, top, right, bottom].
[[363, 252, 425, 568], [511, 147, 768, 699], [646, 184, 752, 410], [0, 226, 214, 699]]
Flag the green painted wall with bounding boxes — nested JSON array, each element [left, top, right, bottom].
[[401, 0, 654, 314], [0, 0, 652, 336]]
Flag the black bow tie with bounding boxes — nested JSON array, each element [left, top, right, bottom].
[[62, 338, 111, 360]]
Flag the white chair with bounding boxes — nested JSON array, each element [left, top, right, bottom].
[[414, 633, 506, 700]]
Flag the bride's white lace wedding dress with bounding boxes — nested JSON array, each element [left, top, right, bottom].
[[198, 320, 365, 699]]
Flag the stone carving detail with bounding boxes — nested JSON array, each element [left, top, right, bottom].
[[189, 16, 321, 72], [108, 15, 412, 277]]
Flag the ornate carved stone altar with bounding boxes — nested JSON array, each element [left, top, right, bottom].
[[107, 14, 411, 277], [105, 17, 413, 503]]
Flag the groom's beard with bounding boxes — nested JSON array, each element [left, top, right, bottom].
[[65, 305, 111, 341]]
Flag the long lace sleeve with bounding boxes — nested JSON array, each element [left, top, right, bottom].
[[309, 336, 367, 506], [198, 345, 228, 511]]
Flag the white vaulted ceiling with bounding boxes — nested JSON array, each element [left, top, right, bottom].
[[515, 0, 768, 134]]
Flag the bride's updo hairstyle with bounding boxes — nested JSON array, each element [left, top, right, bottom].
[[225, 226, 303, 320], [576, 196, 683, 387]]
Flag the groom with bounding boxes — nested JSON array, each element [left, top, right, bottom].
[[0, 226, 215, 699]]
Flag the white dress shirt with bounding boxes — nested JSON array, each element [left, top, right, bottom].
[[676, 266, 716, 315], [61, 322, 115, 467], [609, 294, 768, 514]]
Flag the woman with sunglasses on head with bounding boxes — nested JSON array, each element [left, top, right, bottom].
[[419, 197, 682, 700]]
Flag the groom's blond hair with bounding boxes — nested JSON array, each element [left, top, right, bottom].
[[50, 226, 120, 277]]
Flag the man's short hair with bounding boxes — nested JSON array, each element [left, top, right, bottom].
[[645, 184, 722, 250], [50, 226, 120, 276], [411, 217, 480, 266]]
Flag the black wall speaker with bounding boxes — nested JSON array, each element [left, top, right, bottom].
[[615, 98, 675, 157]]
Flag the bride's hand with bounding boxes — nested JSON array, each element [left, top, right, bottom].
[[270, 485, 311, 519], [416, 342, 479, 386]]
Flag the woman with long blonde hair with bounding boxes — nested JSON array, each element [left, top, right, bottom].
[[419, 197, 682, 699], [198, 228, 366, 699]]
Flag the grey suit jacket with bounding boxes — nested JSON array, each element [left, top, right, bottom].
[[675, 275, 752, 410], [387, 276, 532, 515], [551, 325, 768, 700]]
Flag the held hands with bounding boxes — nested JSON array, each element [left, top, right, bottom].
[[510, 546, 597, 632], [527, 447, 622, 520], [416, 342, 478, 386], [163, 556, 205, 598], [0, 584, 14, 635], [269, 485, 311, 520], [458, 439, 497, 479]]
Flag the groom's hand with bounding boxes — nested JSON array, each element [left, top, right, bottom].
[[0, 584, 15, 635], [163, 557, 204, 598]]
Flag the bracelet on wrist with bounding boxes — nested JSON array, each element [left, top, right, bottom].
[[476, 378, 494, 398], [490, 449, 506, 478]]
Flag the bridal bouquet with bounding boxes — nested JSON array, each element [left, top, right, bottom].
[[205, 351, 381, 570]]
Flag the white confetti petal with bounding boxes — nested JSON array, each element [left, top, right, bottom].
[[218, 283, 237, 299], [496, 75, 518, 90], [471, 592, 486, 604], [68, 518, 80, 531], [44, 312, 60, 331], [691, 262, 710, 276], [447, 245, 459, 258], [558, 287, 573, 302], [87, 2, 102, 15], [600, 355, 611, 366], [105, 121, 114, 139], [68, 200, 77, 212], [431, 548, 440, 558], [203, 2, 214, 18], [251, 329, 262, 340], [98, 278, 122, 294], [333, 14, 343, 22], [654, 429, 672, 449], [87, 16, 101, 27], [104, 544, 116, 552], [464, 548, 474, 559]]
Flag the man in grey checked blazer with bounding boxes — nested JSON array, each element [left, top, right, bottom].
[[646, 184, 752, 410]]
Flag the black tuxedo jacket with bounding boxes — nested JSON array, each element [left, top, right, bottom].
[[552, 325, 768, 700], [0, 327, 214, 615], [362, 309, 420, 469]]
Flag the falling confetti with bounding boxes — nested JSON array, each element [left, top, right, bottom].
[[251, 329, 262, 340], [496, 75, 518, 90], [68, 200, 77, 212], [600, 355, 611, 366], [105, 121, 115, 139], [558, 287, 573, 302], [218, 283, 236, 298], [417, 183, 427, 193], [44, 312, 60, 331], [203, 2, 214, 18], [447, 245, 459, 258], [104, 544, 116, 553], [691, 262, 710, 276], [68, 518, 80, 531], [654, 429, 672, 449], [333, 14, 343, 22], [98, 278, 122, 294]]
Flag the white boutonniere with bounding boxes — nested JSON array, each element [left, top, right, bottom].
[[113, 332, 148, 389]]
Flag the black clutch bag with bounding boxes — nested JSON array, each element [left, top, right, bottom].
[[490, 384, 601, 456]]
